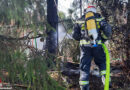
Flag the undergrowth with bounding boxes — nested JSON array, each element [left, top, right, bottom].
[[0, 48, 65, 90]]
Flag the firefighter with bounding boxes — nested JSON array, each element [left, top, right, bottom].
[[72, 5, 112, 90]]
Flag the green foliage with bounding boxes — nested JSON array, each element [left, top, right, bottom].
[[0, 0, 46, 25], [0, 0, 27, 24], [0, 48, 65, 90]]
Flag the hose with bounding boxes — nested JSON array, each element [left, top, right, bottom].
[[102, 43, 110, 90]]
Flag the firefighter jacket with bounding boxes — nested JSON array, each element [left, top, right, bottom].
[[72, 13, 112, 47]]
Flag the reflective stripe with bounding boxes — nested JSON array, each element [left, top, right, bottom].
[[96, 17, 104, 29], [81, 24, 85, 30], [80, 40, 90, 45], [76, 20, 85, 24], [97, 40, 102, 44], [101, 70, 106, 75], [79, 81, 89, 85], [101, 32, 108, 39], [96, 18, 104, 21], [97, 22, 100, 28], [80, 40, 102, 45]]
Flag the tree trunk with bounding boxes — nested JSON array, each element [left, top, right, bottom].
[[46, 0, 58, 54], [80, 0, 82, 17]]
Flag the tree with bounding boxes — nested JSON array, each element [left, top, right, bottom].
[[0, 0, 65, 89], [46, 0, 58, 54]]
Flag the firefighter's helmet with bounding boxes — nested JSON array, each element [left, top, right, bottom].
[[86, 5, 96, 13]]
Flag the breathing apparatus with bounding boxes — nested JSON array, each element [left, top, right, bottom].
[[85, 5, 98, 47]]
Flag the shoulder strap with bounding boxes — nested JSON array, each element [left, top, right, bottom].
[[85, 16, 95, 21]]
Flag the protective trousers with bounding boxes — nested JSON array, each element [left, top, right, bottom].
[[79, 45, 106, 90]]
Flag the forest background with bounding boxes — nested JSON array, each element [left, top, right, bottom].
[[0, 0, 129, 90]]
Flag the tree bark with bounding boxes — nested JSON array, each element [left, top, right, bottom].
[[80, 0, 82, 17], [46, 0, 58, 54]]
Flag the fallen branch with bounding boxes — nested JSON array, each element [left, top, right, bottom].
[[0, 32, 43, 41]]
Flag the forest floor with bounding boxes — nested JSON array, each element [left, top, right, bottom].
[[0, 59, 130, 90], [52, 60, 130, 90]]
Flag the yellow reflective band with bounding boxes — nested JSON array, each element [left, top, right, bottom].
[[81, 24, 85, 30], [101, 70, 106, 75], [97, 22, 100, 28], [80, 40, 90, 45], [101, 32, 108, 39], [96, 18, 104, 21], [80, 40, 102, 45], [97, 40, 102, 44], [79, 81, 89, 85]]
